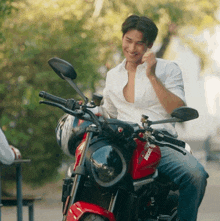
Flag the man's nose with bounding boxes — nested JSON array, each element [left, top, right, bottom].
[[129, 43, 136, 52]]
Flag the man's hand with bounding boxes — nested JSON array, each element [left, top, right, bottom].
[[10, 145, 22, 160], [141, 49, 185, 114], [142, 50, 157, 78]]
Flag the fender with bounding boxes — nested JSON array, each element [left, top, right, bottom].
[[66, 201, 116, 221]]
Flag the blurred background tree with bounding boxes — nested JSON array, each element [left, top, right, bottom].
[[90, 0, 220, 69], [1, 0, 102, 186], [0, 0, 19, 43], [0, 0, 219, 187]]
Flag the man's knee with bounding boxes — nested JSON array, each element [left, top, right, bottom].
[[187, 162, 209, 186]]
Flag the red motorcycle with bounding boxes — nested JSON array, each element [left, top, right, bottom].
[[39, 57, 199, 221]]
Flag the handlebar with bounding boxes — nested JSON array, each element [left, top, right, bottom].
[[39, 91, 80, 110], [39, 91, 187, 155], [144, 130, 186, 155], [152, 139, 186, 155], [39, 95, 101, 129], [39, 91, 67, 106], [152, 131, 185, 148]]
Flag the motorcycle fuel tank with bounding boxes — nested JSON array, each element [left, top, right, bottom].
[[129, 138, 161, 180]]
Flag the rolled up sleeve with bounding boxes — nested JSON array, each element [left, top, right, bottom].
[[164, 62, 186, 104], [0, 129, 15, 165]]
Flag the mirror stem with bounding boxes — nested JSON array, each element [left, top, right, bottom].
[[62, 75, 88, 104], [148, 117, 183, 126]]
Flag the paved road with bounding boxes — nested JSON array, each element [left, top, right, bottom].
[[1, 193, 63, 221], [197, 158, 220, 220], [1, 151, 220, 221]]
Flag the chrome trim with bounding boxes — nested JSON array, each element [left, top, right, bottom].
[[108, 191, 119, 212], [133, 170, 158, 191], [157, 210, 177, 220]]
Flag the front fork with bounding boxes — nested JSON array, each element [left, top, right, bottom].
[[62, 129, 94, 221]]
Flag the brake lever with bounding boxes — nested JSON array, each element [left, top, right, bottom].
[[39, 100, 84, 117], [150, 139, 187, 155]]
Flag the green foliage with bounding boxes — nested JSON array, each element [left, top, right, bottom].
[[0, 0, 22, 42], [0, 0, 219, 186], [90, 0, 220, 68], [0, 0, 102, 185]]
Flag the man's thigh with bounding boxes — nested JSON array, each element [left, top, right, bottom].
[[158, 147, 208, 185]]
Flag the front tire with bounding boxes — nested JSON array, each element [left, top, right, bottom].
[[81, 213, 106, 221]]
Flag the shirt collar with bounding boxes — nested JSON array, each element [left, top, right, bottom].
[[119, 59, 127, 72], [119, 58, 148, 73]]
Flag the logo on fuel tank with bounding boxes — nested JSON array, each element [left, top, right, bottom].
[[144, 147, 153, 161]]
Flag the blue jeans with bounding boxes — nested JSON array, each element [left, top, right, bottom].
[[158, 147, 209, 221]]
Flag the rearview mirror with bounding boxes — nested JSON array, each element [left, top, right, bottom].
[[148, 106, 199, 126], [48, 57, 77, 80], [171, 106, 199, 121], [48, 57, 88, 104]]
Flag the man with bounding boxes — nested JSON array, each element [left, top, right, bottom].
[[103, 15, 208, 221], [0, 128, 21, 165]]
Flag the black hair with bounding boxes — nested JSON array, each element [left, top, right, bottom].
[[122, 15, 158, 46]]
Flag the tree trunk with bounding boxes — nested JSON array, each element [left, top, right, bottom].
[[156, 23, 177, 58], [156, 32, 172, 58]]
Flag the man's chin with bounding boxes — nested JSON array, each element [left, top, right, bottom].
[[126, 57, 142, 65]]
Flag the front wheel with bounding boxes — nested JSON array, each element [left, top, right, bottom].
[[81, 213, 106, 221]]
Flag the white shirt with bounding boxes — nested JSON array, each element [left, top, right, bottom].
[[103, 58, 186, 137], [0, 128, 15, 165]]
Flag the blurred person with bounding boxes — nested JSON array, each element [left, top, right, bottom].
[[0, 128, 21, 165], [204, 127, 220, 161], [102, 15, 209, 221]]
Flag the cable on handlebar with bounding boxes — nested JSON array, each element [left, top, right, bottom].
[[84, 109, 102, 133]]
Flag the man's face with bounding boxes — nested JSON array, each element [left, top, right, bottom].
[[122, 29, 148, 65]]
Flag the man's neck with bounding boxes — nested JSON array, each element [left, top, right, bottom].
[[125, 61, 140, 72]]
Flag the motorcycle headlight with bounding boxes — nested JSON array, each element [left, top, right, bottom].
[[90, 145, 127, 187]]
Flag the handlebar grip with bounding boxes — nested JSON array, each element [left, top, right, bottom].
[[162, 135, 185, 148], [154, 131, 185, 148], [39, 91, 67, 106]]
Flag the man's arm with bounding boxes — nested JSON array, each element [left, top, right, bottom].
[[142, 51, 185, 114], [0, 129, 15, 164], [148, 75, 185, 114], [0, 129, 21, 165]]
